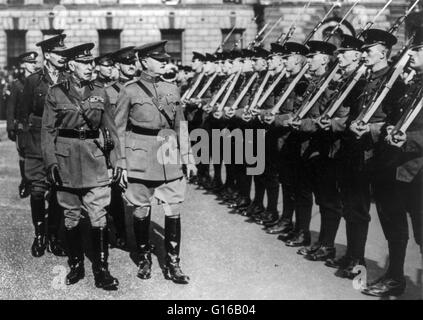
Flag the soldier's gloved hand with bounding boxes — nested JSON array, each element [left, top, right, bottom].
[[242, 111, 253, 122], [287, 117, 302, 130], [387, 131, 407, 148], [263, 113, 275, 125], [224, 107, 235, 119], [350, 121, 370, 139], [7, 129, 16, 142], [317, 117, 331, 131], [213, 110, 223, 119], [47, 164, 63, 186], [185, 164, 198, 179], [203, 104, 213, 113]]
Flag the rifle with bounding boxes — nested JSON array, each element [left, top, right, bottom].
[[270, 63, 309, 115], [204, 73, 236, 111], [324, 0, 360, 42], [217, 24, 238, 53], [391, 88, 423, 139], [229, 72, 259, 110], [195, 73, 218, 99], [388, 0, 421, 35], [355, 34, 415, 125], [244, 70, 272, 113], [256, 15, 284, 47], [292, 63, 341, 121], [181, 71, 205, 102], [215, 69, 242, 113], [303, 2, 340, 43], [320, 63, 367, 120], [252, 69, 288, 112], [357, 0, 394, 37], [276, 0, 312, 45]]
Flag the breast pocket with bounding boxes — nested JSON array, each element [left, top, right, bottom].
[[55, 143, 71, 184], [126, 138, 148, 173], [132, 99, 156, 123]]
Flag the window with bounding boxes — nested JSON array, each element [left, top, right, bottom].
[[43, 0, 61, 4], [221, 28, 244, 51], [6, 30, 26, 67], [42, 29, 64, 40], [98, 30, 122, 55], [161, 29, 183, 64], [223, 0, 242, 3], [6, 0, 24, 5]]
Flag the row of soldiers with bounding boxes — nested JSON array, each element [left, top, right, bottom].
[[180, 15, 423, 297], [7, 35, 196, 290]]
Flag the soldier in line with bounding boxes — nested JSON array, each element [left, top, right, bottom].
[[264, 42, 310, 237], [41, 43, 121, 290], [103, 46, 139, 249], [115, 41, 197, 284], [18, 34, 68, 258], [333, 29, 406, 279], [94, 52, 115, 87], [362, 29, 423, 297], [6, 51, 39, 199]]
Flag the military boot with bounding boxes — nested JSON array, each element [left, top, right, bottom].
[[134, 215, 152, 280], [47, 234, 67, 257], [30, 196, 46, 257], [163, 216, 190, 284], [91, 228, 119, 290], [18, 160, 30, 199], [255, 210, 279, 226], [65, 226, 85, 285]]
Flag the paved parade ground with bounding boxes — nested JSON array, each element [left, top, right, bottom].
[[0, 128, 421, 300]]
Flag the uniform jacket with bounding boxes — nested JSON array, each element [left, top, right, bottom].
[[388, 74, 423, 183], [105, 78, 130, 114], [6, 77, 24, 132], [115, 71, 192, 182], [19, 67, 68, 159], [41, 76, 121, 189]]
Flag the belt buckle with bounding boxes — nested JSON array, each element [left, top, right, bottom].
[[78, 129, 86, 140]]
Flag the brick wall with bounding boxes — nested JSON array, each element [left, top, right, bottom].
[[0, 0, 413, 67]]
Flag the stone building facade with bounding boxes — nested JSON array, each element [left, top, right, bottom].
[[0, 0, 414, 68]]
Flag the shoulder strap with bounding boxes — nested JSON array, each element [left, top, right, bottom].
[[135, 80, 174, 128], [112, 83, 121, 94]]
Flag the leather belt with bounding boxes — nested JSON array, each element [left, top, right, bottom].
[[131, 125, 161, 136], [58, 129, 99, 140]]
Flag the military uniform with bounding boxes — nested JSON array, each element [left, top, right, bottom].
[[337, 29, 406, 279], [115, 41, 192, 284], [18, 35, 68, 258], [362, 30, 423, 297], [42, 42, 120, 290]]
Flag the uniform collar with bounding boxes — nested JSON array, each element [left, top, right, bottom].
[[370, 65, 390, 80], [140, 71, 161, 83]]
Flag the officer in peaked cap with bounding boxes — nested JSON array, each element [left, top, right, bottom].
[[281, 42, 310, 57], [335, 34, 365, 53], [306, 40, 337, 57], [101, 46, 138, 250], [115, 40, 196, 284], [94, 52, 115, 87], [6, 51, 39, 199], [42, 42, 121, 290], [18, 34, 69, 259], [192, 51, 206, 62]]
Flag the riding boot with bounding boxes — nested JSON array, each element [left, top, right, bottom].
[[134, 215, 152, 280], [30, 195, 46, 257], [65, 226, 85, 285]]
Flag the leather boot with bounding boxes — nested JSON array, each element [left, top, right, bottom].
[[65, 226, 85, 285], [30, 195, 46, 257], [266, 218, 293, 235], [91, 228, 119, 290], [134, 215, 152, 280], [47, 234, 67, 257], [164, 216, 190, 284], [110, 186, 127, 249], [255, 210, 279, 226], [18, 160, 30, 199], [304, 246, 336, 261], [285, 230, 311, 247], [297, 242, 321, 256]]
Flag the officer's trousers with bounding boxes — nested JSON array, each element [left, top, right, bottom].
[[125, 177, 186, 218], [57, 186, 109, 229]]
